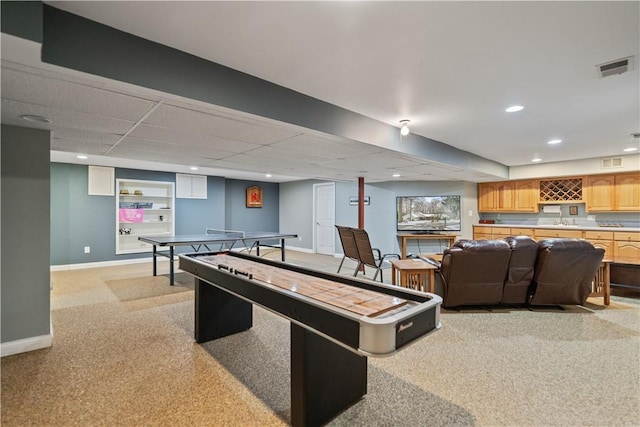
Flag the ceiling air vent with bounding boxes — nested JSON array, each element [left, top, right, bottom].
[[601, 157, 623, 169], [597, 56, 634, 78]]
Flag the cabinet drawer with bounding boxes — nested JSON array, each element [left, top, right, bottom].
[[614, 232, 640, 242], [535, 229, 583, 239], [491, 228, 512, 237], [473, 233, 492, 241], [474, 226, 492, 234], [510, 227, 535, 237], [584, 231, 614, 240]]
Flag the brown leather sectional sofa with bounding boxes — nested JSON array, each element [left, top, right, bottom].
[[436, 237, 604, 308]]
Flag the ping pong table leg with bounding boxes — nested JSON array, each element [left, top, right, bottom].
[[169, 246, 174, 286], [291, 323, 367, 427], [281, 238, 286, 261], [152, 245, 157, 276]]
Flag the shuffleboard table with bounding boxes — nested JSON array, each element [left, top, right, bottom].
[[179, 251, 442, 427]]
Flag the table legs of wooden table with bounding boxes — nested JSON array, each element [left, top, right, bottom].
[[605, 262, 610, 306], [590, 261, 611, 306], [392, 266, 435, 293]]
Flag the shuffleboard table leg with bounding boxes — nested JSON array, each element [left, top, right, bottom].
[[194, 279, 253, 343], [290, 323, 367, 427]]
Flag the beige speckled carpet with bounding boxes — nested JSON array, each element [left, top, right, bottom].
[[2, 250, 639, 426]]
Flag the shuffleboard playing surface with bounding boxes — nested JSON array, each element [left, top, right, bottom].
[[198, 254, 407, 317]]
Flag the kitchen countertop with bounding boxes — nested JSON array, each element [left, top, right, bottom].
[[475, 223, 640, 232]]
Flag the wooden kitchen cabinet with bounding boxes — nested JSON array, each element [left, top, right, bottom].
[[473, 226, 493, 240], [514, 180, 539, 212], [510, 227, 536, 237], [478, 182, 514, 212], [534, 228, 583, 239], [615, 173, 640, 211], [586, 172, 640, 212], [586, 174, 615, 211], [614, 232, 640, 264], [472, 225, 640, 266], [584, 230, 614, 260]]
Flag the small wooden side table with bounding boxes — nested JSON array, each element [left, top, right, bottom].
[[391, 259, 437, 293], [590, 259, 611, 306]]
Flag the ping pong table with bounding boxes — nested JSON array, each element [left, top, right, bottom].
[[138, 231, 298, 285]]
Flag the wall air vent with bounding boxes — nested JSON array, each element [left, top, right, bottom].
[[597, 56, 634, 78], [601, 157, 623, 169]]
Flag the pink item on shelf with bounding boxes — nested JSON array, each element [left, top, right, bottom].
[[119, 208, 144, 223]]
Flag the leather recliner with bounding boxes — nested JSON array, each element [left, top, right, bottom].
[[439, 240, 512, 308], [530, 239, 604, 305], [502, 236, 539, 304]]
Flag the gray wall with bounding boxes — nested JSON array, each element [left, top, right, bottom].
[[279, 180, 325, 249], [51, 163, 114, 264], [224, 179, 279, 233], [51, 164, 277, 265], [280, 179, 475, 256], [1, 125, 51, 343]]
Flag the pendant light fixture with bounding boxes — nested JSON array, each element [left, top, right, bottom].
[[399, 120, 410, 136]]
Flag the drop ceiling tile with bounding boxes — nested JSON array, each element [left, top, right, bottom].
[[1, 68, 158, 120], [52, 137, 113, 155], [119, 136, 238, 159], [128, 123, 262, 152], [319, 151, 422, 170], [245, 146, 337, 163], [2, 99, 134, 134], [53, 127, 122, 145], [271, 133, 383, 158], [145, 104, 299, 144]]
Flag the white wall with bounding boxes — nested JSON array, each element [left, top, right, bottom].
[[509, 154, 640, 179]]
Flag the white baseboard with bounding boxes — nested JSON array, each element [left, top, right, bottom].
[[51, 246, 316, 271], [1, 320, 53, 357], [50, 256, 163, 271], [283, 245, 314, 254]]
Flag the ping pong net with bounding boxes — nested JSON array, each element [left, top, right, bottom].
[[205, 228, 246, 239], [205, 228, 256, 253]]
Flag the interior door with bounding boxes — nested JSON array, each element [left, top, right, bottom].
[[314, 183, 335, 255]]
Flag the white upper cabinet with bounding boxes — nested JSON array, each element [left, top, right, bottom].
[[176, 174, 207, 199]]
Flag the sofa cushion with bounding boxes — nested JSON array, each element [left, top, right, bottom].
[[502, 236, 539, 304]]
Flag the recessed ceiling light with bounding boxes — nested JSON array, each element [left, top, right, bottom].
[[505, 105, 524, 113], [76, 155, 88, 160], [548, 139, 562, 145], [531, 157, 542, 162], [392, 173, 401, 178], [623, 147, 638, 152], [20, 114, 52, 123], [265, 173, 272, 178], [190, 166, 198, 171]]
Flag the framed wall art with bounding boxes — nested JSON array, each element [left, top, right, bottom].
[[246, 186, 263, 208]]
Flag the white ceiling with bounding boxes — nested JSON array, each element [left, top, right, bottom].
[[2, 1, 639, 183]]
